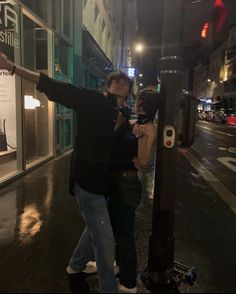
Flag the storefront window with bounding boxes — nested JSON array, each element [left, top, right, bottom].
[[20, 0, 48, 22], [22, 14, 52, 165], [52, 0, 61, 33], [54, 35, 72, 77], [63, 0, 72, 38], [55, 104, 73, 151], [51, 0, 72, 38], [64, 119, 72, 146], [0, 2, 21, 182]]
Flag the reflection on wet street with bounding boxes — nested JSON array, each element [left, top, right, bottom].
[[19, 204, 42, 244], [0, 168, 54, 246], [0, 152, 236, 293], [0, 190, 17, 244], [0, 154, 84, 293]]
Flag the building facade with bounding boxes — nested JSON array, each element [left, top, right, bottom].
[[0, 0, 137, 186], [82, 0, 137, 88], [193, 26, 236, 110], [224, 26, 236, 109]]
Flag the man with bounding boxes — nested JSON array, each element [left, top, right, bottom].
[[0, 52, 132, 293]]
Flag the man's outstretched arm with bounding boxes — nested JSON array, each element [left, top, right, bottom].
[[0, 52, 40, 85], [0, 51, 97, 111]]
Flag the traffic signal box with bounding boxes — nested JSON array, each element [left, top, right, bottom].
[[154, 92, 197, 148], [177, 94, 198, 148]]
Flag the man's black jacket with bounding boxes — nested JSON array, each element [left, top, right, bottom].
[[37, 74, 118, 195]]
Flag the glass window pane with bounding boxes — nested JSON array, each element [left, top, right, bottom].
[[56, 119, 60, 146], [54, 36, 71, 77], [21, 0, 48, 22], [22, 15, 51, 165], [63, 0, 72, 38], [64, 119, 72, 147], [35, 28, 48, 70], [52, 0, 61, 32], [0, 2, 21, 182]]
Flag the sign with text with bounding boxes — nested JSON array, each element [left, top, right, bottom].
[[120, 67, 136, 79], [0, 2, 19, 49]]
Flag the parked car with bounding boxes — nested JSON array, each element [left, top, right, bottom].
[[226, 110, 236, 126], [204, 110, 215, 122], [197, 110, 205, 120], [214, 109, 227, 123], [214, 108, 236, 124]]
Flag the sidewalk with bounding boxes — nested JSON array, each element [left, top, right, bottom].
[[0, 150, 236, 293]]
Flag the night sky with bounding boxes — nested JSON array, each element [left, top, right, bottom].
[[136, 0, 236, 87], [136, 0, 163, 86]]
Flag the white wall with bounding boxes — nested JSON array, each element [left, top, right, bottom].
[[0, 70, 16, 149]]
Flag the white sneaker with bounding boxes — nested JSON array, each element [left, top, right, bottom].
[[66, 261, 97, 274], [119, 283, 137, 293], [82, 261, 97, 274], [66, 265, 79, 274], [80, 261, 120, 275]]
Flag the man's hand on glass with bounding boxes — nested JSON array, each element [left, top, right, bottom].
[[0, 52, 13, 71]]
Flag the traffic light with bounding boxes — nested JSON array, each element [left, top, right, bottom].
[[200, 0, 228, 40], [201, 22, 209, 39], [213, 0, 228, 33]]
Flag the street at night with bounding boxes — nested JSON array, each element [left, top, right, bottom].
[[193, 120, 236, 198], [1, 0, 236, 293], [0, 135, 236, 292]]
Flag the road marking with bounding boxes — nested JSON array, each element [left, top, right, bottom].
[[217, 131, 234, 137], [218, 147, 236, 154], [229, 147, 236, 154], [217, 157, 236, 172], [198, 125, 212, 131], [180, 149, 236, 214], [198, 124, 235, 137], [218, 147, 227, 151]]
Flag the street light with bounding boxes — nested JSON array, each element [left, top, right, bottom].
[[132, 44, 144, 93], [135, 43, 144, 53]]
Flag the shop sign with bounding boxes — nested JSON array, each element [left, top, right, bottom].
[[0, 3, 19, 49]]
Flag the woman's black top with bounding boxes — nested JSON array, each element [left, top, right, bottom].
[[111, 120, 138, 171]]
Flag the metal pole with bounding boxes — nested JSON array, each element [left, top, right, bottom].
[[145, 0, 185, 292]]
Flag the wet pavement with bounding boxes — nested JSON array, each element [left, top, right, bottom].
[[0, 150, 236, 293]]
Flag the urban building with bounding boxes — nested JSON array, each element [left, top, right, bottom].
[[82, 0, 137, 88], [193, 62, 210, 110], [193, 26, 236, 111], [0, 0, 137, 186], [224, 25, 236, 109]]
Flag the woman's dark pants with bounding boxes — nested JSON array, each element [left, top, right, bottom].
[[110, 173, 142, 289]]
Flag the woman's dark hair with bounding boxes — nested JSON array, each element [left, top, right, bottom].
[[106, 71, 133, 93], [137, 89, 160, 120]]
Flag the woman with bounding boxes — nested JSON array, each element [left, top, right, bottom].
[[110, 89, 159, 293]]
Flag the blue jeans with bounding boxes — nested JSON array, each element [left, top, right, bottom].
[[69, 183, 118, 293]]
